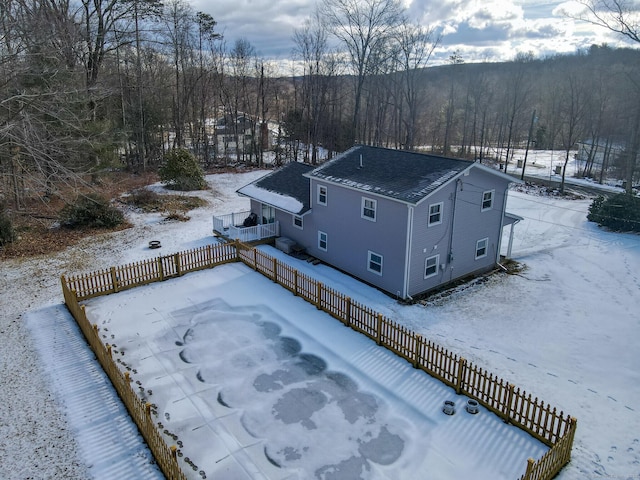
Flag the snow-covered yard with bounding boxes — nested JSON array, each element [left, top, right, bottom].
[[1, 158, 639, 479]]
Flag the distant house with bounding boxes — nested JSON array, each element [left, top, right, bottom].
[[214, 114, 272, 156], [217, 145, 522, 299]]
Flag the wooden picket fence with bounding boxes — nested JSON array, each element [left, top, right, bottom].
[[61, 240, 577, 480], [60, 279, 187, 480]]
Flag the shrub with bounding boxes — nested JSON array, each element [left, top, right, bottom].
[[0, 207, 15, 246], [158, 148, 206, 191], [127, 188, 163, 212], [587, 193, 640, 232], [60, 193, 124, 229]]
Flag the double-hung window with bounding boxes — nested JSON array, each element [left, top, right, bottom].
[[368, 251, 383, 275], [425, 254, 439, 278], [318, 231, 328, 251], [317, 185, 327, 206], [475, 238, 488, 259], [428, 202, 443, 226], [482, 190, 494, 211], [293, 215, 303, 229], [362, 197, 377, 221]]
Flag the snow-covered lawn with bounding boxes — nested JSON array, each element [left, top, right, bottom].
[[1, 165, 638, 479]]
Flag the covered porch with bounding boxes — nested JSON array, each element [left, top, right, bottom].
[[212, 211, 279, 242]]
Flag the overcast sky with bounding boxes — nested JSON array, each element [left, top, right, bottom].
[[190, 0, 637, 66]]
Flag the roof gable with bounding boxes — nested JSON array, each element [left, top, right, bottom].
[[306, 145, 476, 204], [237, 162, 313, 214]]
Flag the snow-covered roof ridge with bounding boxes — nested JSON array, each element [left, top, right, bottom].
[[237, 162, 314, 214]]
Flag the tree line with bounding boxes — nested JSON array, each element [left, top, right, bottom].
[[1, 0, 640, 214]]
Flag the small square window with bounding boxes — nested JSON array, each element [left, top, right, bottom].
[[368, 251, 383, 275], [475, 238, 488, 259], [425, 254, 439, 278], [318, 231, 328, 251], [293, 215, 303, 229], [317, 185, 327, 206], [428, 202, 443, 226], [362, 197, 376, 221], [482, 190, 494, 211]]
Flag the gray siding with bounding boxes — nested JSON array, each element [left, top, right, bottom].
[[407, 167, 511, 297], [300, 180, 409, 297], [250, 165, 513, 299]]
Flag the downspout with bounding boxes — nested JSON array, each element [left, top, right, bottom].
[[447, 179, 460, 282], [402, 205, 414, 300]]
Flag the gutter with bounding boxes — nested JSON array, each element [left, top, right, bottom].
[[402, 205, 414, 299]]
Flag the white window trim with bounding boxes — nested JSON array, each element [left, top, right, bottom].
[[475, 237, 489, 259], [317, 185, 327, 206], [428, 202, 443, 227], [293, 215, 303, 229], [424, 254, 440, 279], [482, 190, 495, 212], [318, 231, 328, 251], [361, 197, 377, 221], [367, 251, 383, 275]]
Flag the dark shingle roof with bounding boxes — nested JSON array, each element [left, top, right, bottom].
[[237, 162, 313, 214], [307, 145, 474, 204]]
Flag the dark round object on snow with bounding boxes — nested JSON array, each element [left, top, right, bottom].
[[442, 400, 456, 415], [466, 399, 480, 414], [149, 240, 161, 249]]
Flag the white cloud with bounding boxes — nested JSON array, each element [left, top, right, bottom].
[[189, 0, 638, 65]]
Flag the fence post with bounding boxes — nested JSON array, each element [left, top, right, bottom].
[[157, 257, 164, 281], [522, 457, 535, 480], [376, 314, 383, 345], [174, 253, 182, 276], [456, 357, 467, 394], [207, 243, 214, 267], [566, 417, 577, 460], [170, 445, 178, 461], [294, 270, 299, 296], [233, 240, 240, 262], [253, 248, 258, 271], [413, 334, 422, 368], [345, 297, 351, 327], [110, 267, 120, 293], [273, 257, 278, 283], [505, 383, 515, 423], [316, 282, 323, 309]]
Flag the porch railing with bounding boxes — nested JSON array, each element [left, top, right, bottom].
[[212, 212, 279, 242], [228, 221, 279, 242], [212, 211, 251, 233]]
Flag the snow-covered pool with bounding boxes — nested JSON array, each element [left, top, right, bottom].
[[85, 262, 547, 480]]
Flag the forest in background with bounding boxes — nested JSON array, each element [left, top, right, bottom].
[[1, 0, 640, 226]]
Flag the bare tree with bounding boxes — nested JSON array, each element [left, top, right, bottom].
[[394, 19, 439, 150], [293, 11, 336, 163], [563, 0, 640, 43], [558, 71, 588, 193], [320, 0, 404, 143], [564, 0, 640, 192]]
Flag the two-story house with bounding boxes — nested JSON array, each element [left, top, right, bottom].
[[227, 145, 522, 299]]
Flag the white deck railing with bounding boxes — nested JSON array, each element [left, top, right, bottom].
[[213, 212, 279, 242]]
